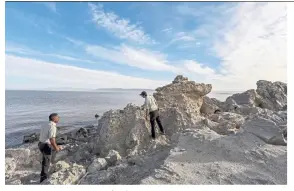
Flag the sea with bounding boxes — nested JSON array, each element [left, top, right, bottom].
[[5, 90, 238, 147]]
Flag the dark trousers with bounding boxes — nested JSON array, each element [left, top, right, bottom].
[[149, 110, 165, 138], [38, 142, 52, 183]]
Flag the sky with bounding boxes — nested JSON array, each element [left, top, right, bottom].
[[5, 2, 287, 91]]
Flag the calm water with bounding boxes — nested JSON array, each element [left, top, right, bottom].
[[5, 90, 237, 147]]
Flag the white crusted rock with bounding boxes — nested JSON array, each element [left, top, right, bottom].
[[87, 158, 108, 173], [200, 96, 222, 114], [43, 163, 86, 185], [242, 117, 282, 144], [51, 160, 71, 173], [5, 158, 16, 173], [5, 148, 31, 167], [256, 80, 287, 111], [105, 150, 122, 166]]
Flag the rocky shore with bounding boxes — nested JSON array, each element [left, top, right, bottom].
[[5, 75, 287, 185]]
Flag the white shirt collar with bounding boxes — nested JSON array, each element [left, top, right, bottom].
[[49, 121, 56, 126]]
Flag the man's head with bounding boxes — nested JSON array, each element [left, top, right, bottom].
[[140, 91, 147, 98], [49, 113, 60, 123]]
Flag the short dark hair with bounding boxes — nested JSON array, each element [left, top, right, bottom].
[[49, 113, 58, 121], [140, 91, 147, 97]]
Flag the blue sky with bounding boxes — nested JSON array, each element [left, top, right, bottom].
[[5, 2, 287, 91]]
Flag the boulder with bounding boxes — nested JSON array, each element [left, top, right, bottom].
[[105, 150, 122, 166], [154, 76, 212, 115], [222, 97, 239, 112], [23, 133, 40, 144], [234, 105, 263, 116], [80, 166, 120, 184], [51, 160, 71, 173], [43, 163, 86, 185], [268, 133, 287, 146], [95, 104, 150, 156], [5, 158, 16, 173], [6, 178, 22, 185], [205, 112, 245, 135], [242, 117, 284, 145], [5, 148, 31, 167], [87, 158, 108, 173], [209, 112, 245, 126], [172, 75, 188, 84], [227, 89, 262, 107], [76, 127, 88, 138], [56, 135, 68, 145], [256, 80, 287, 111], [203, 118, 219, 129], [51, 149, 70, 164], [200, 96, 222, 114], [214, 121, 239, 135]]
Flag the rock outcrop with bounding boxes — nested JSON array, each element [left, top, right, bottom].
[[227, 89, 262, 107], [241, 117, 286, 146], [95, 76, 211, 157], [23, 133, 40, 144], [220, 80, 287, 114], [256, 80, 287, 111], [43, 162, 86, 185], [154, 76, 212, 115], [200, 96, 222, 115]]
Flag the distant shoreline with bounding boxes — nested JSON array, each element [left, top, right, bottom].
[[5, 88, 155, 92]]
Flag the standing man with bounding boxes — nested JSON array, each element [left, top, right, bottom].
[[38, 113, 62, 183], [140, 91, 165, 139]]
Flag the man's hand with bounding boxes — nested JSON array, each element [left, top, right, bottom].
[[50, 138, 61, 152], [57, 145, 63, 152]]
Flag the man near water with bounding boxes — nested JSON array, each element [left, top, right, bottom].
[[140, 91, 165, 139], [38, 113, 62, 183]]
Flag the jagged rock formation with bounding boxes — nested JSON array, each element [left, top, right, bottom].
[[95, 76, 211, 157], [200, 96, 222, 114], [201, 80, 287, 116], [154, 76, 212, 115], [256, 80, 287, 111], [5, 76, 287, 185]]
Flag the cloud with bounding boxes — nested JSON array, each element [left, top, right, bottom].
[[88, 3, 155, 44], [211, 2, 287, 90], [5, 55, 168, 90], [160, 31, 198, 50], [173, 2, 286, 91], [65, 36, 216, 77], [5, 43, 97, 64], [173, 32, 196, 42], [162, 27, 172, 33], [182, 60, 216, 76], [85, 44, 178, 72], [65, 37, 85, 46], [43, 2, 57, 13]]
